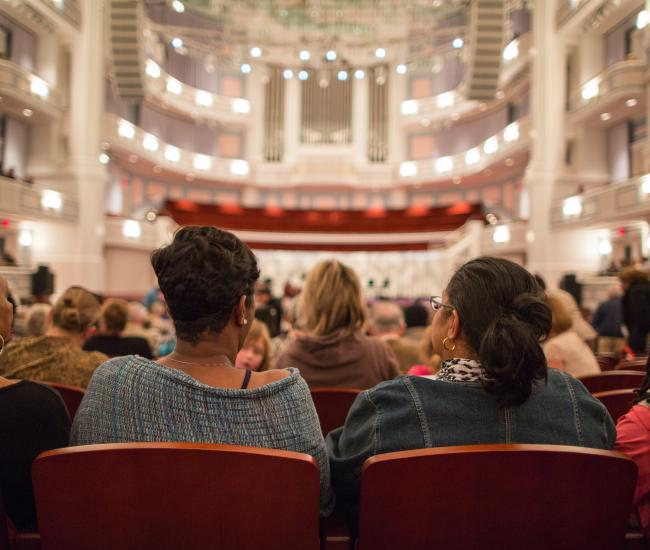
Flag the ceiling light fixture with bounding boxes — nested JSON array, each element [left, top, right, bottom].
[[299, 50, 310, 61], [626, 98, 638, 107], [171, 1, 185, 13], [325, 50, 337, 61], [600, 112, 611, 121], [375, 47, 386, 59], [171, 37, 183, 49], [452, 37, 464, 49], [396, 64, 407, 75], [250, 47, 262, 58], [240, 63, 252, 74], [354, 69, 365, 79]]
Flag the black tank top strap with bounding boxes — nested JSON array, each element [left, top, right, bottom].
[[240, 369, 252, 390]]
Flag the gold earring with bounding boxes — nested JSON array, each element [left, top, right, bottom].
[[0, 334, 4, 355], [442, 336, 456, 352]]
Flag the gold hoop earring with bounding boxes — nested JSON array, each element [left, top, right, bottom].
[[0, 334, 4, 355], [442, 336, 456, 352]]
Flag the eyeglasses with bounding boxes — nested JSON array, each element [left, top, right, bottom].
[[430, 296, 455, 312]]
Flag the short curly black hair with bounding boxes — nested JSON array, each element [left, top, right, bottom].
[[151, 226, 260, 344]]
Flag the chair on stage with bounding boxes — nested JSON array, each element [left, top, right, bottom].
[[39, 382, 85, 420], [310, 388, 362, 436], [356, 444, 637, 550], [593, 389, 639, 423], [32, 442, 321, 550], [578, 371, 645, 394]]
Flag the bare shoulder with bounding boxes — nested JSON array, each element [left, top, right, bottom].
[[249, 368, 291, 388]]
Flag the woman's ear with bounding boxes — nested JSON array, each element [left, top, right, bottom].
[[447, 309, 461, 339], [235, 295, 248, 327]]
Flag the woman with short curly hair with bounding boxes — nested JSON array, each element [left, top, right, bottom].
[[72, 226, 333, 515]]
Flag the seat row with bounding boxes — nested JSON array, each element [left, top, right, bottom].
[[2, 442, 639, 550]]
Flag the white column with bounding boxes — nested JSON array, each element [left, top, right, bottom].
[[352, 74, 369, 165], [388, 65, 406, 164], [577, 32, 604, 84], [68, 0, 107, 292], [245, 70, 264, 163], [283, 76, 300, 164], [525, 0, 564, 278]]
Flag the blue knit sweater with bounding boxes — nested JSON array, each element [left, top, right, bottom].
[[71, 357, 333, 514]]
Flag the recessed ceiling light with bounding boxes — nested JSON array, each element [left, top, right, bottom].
[[600, 112, 611, 121], [299, 50, 310, 61], [626, 98, 638, 107], [375, 47, 386, 59], [452, 38, 464, 49], [172, 0, 184, 12], [354, 69, 365, 79], [22, 108, 33, 117], [396, 64, 407, 75], [171, 37, 183, 49], [298, 70, 309, 80], [325, 50, 337, 61], [250, 47, 262, 58], [337, 70, 348, 81], [240, 63, 252, 74], [283, 69, 293, 80], [98, 153, 110, 165]]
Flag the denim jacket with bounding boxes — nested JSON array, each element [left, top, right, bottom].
[[326, 368, 615, 523]]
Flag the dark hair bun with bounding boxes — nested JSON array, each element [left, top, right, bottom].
[[446, 257, 552, 407]]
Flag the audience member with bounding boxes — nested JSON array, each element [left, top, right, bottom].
[[591, 286, 625, 353], [535, 274, 597, 343], [235, 319, 271, 371], [24, 304, 51, 337], [71, 226, 333, 515], [369, 300, 419, 372], [402, 300, 430, 344], [0, 286, 107, 388], [615, 355, 650, 538], [122, 301, 162, 354], [0, 275, 70, 532], [254, 281, 282, 337], [83, 298, 153, 358], [275, 260, 400, 388], [328, 258, 614, 525], [619, 268, 650, 355], [543, 295, 600, 377]]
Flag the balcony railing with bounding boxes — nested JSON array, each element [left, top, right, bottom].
[[556, 0, 606, 30], [551, 175, 650, 228], [0, 177, 78, 221], [570, 59, 646, 113], [104, 113, 250, 181], [400, 33, 530, 124], [399, 117, 530, 182], [144, 60, 251, 126], [38, 0, 81, 28], [0, 59, 65, 113]]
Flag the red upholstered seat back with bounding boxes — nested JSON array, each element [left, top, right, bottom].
[[40, 382, 85, 420], [594, 388, 639, 422], [357, 444, 637, 550], [310, 388, 362, 436], [578, 371, 645, 394], [32, 443, 320, 550]]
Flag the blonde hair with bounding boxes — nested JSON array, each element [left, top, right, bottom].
[[547, 294, 573, 335], [51, 287, 101, 334], [243, 319, 271, 371], [299, 260, 367, 337]]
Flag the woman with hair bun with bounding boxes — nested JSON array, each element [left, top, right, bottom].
[[328, 257, 615, 523], [0, 286, 106, 388]]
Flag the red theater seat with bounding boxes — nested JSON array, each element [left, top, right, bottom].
[[617, 357, 649, 373], [356, 444, 637, 550], [39, 382, 85, 420], [310, 388, 362, 436], [578, 371, 645, 394], [594, 389, 639, 423], [32, 443, 321, 550]]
